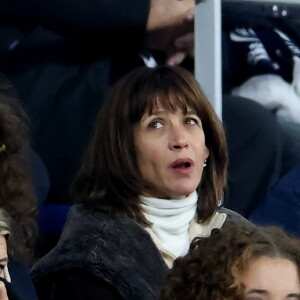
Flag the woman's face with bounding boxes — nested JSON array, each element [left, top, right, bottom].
[[134, 102, 209, 199], [0, 236, 8, 278], [238, 256, 300, 300]]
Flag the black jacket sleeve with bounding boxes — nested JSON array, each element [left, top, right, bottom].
[[36, 270, 122, 300], [0, 0, 150, 39]]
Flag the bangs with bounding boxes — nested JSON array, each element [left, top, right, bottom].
[[128, 69, 202, 123], [146, 89, 191, 116]]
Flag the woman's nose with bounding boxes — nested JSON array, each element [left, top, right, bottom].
[[168, 127, 189, 150]]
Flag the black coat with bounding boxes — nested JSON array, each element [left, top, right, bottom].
[[31, 205, 253, 300], [31, 205, 168, 300]]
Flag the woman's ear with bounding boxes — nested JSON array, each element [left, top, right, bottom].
[[204, 146, 209, 160]]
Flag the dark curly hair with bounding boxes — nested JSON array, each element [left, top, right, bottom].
[[0, 74, 37, 260], [160, 225, 300, 300]]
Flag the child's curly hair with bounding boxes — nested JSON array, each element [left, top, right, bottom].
[[0, 74, 37, 261], [161, 225, 300, 300]]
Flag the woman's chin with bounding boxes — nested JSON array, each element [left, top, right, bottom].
[[168, 187, 198, 200]]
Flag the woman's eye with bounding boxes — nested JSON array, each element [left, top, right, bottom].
[[148, 121, 164, 129], [186, 118, 199, 125]]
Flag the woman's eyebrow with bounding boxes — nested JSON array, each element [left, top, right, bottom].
[[185, 109, 197, 115], [149, 110, 166, 116], [287, 293, 300, 299], [0, 258, 8, 263]]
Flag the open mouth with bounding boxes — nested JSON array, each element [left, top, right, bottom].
[[173, 162, 191, 169], [170, 159, 194, 169]]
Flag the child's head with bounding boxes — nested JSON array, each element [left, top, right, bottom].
[[161, 225, 300, 300]]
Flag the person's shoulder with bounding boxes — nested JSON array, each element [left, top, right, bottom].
[[67, 204, 143, 233], [218, 207, 255, 229], [65, 204, 124, 231]]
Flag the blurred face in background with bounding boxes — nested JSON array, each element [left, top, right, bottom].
[[238, 256, 300, 300], [0, 236, 8, 279]]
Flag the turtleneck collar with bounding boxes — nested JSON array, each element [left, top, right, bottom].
[[140, 191, 198, 258]]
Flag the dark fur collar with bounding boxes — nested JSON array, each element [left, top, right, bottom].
[[32, 205, 168, 299]]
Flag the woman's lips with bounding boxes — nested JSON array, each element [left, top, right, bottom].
[[169, 158, 194, 175]]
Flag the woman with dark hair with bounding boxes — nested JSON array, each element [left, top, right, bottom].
[[32, 65, 251, 300], [161, 224, 300, 300]]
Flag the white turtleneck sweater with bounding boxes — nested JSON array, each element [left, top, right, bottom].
[[140, 191, 198, 258]]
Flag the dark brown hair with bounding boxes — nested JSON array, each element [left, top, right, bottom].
[[0, 74, 37, 260], [161, 225, 300, 300], [73, 65, 227, 224]]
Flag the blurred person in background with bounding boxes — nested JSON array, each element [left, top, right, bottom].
[[0, 74, 39, 300]]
